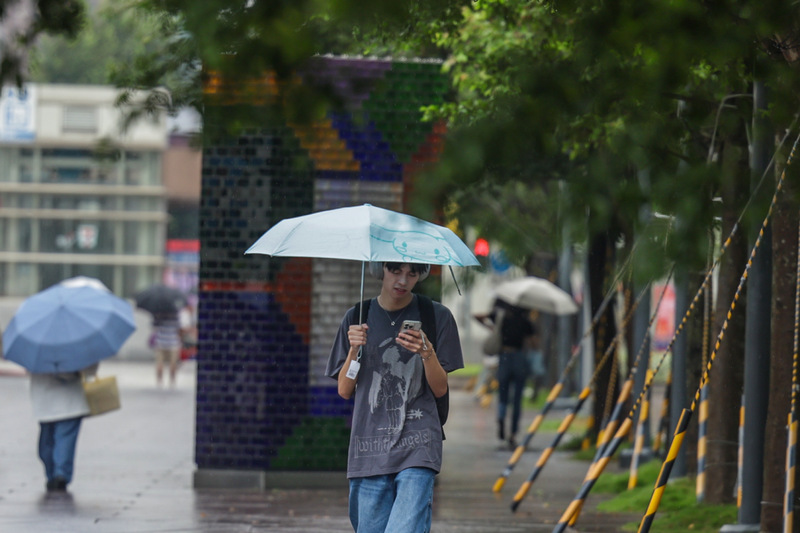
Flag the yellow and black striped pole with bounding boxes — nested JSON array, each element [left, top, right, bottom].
[[652, 372, 671, 456], [551, 253, 717, 533], [784, 412, 797, 533], [499, 280, 650, 498], [550, 273, 674, 529], [783, 216, 800, 533], [510, 307, 637, 512], [629, 370, 653, 490], [549, 171, 759, 533], [736, 395, 744, 508], [695, 383, 709, 502], [567, 377, 635, 525], [567, 277, 677, 525], [638, 408, 692, 533], [696, 266, 713, 502], [551, 417, 635, 533], [510, 387, 591, 512], [581, 413, 595, 451], [637, 135, 793, 533], [593, 378, 634, 461], [510, 287, 648, 510], [493, 382, 563, 492], [493, 277, 623, 493]]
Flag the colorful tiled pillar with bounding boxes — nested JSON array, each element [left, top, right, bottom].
[[194, 57, 448, 488]]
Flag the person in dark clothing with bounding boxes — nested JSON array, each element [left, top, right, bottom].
[[475, 299, 537, 449]]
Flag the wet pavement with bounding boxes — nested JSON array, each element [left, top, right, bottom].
[[0, 359, 639, 532]]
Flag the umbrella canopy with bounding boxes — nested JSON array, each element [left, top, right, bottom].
[[3, 280, 136, 373], [135, 284, 188, 316], [495, 277, 579, 315], [245, 203, 480, 267]]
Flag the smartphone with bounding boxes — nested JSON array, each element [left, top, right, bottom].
[[401, 320, 422, 331]]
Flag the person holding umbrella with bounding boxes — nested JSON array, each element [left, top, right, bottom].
[[150, 312, 185, 387], [135, 284, 188, 387], [30, 363, 99, 492], [326, 261, 464, 533], [474, 299, 538, 449], [2, 277, 136, 492]]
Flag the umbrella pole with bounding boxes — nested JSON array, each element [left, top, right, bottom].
[[359, 261, 365, 323], [358, 261, 365, 362]]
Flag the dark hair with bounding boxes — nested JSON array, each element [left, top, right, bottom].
[[384, 262, 429, 275]]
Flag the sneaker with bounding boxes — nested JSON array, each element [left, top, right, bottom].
[[49, 477, 67, 491]]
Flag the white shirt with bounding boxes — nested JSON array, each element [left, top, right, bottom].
[[30, 369, 93, 423]]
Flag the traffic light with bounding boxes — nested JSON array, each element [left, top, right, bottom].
[[474, 238, 490, 268], [474, 238, 490, 257]]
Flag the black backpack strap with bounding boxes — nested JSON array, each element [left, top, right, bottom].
[[352, 298, 371, 325]]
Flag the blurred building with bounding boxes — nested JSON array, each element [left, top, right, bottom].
[[161, 108, 202, 306], [0, 83, 178, 297]]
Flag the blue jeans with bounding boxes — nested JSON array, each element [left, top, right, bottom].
[[497, 350, 531, 436], [349, 467, 435, 532], [38, 416, 83, 484]]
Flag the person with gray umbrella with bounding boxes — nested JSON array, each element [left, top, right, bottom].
[[475, 299, 538, 450], [135, 284, 188, 387]]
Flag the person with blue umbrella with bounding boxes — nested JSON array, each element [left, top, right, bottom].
[[2, 277, 136, 492], [30, 363, 99, 492]]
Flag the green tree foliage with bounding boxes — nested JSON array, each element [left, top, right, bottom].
[[29, 1, 166, 85], [0, 0, 85, 86], [422, 0, 800, 276]]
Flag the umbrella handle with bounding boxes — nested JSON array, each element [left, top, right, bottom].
[[358, 261, 365, 362]]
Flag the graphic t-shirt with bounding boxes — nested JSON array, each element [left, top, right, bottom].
[[325, 295, 464, 479]]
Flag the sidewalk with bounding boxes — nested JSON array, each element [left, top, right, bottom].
[[0, 359, 638, 532]]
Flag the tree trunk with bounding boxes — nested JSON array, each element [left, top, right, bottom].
[[704, 139, 749, 504], [682, 267, 712, 477], [587, 230, 619, 440], [761, 154, 798, 532]]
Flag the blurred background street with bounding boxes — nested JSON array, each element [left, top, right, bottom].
[[0, 358, 637, 533]]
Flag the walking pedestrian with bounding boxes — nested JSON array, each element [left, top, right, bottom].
[[326, 261, 464, 532], [475, 299, 537, 449], [150, 312, 183, 387], [30, 363, 98, 492]]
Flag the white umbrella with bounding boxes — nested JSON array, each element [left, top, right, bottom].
[[495, 276, 578, 315], [245, 204, 479, 318], [245, 203, 478, 267]]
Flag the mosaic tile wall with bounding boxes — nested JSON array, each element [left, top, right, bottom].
[[196, 57, 448, 472]]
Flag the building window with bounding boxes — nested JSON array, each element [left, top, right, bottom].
[[63, 106, 98, 133]]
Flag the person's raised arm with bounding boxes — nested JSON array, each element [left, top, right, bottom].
[[338, 324, 368, 399]]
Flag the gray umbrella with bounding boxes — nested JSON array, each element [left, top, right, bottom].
[[494, 277, 578, 315]]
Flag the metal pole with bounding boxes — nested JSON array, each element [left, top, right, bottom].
[[739, 78, 772, 526], [669, 268, 688, 477], [631, 280, 652, 445], [557, 219, 575, 394]]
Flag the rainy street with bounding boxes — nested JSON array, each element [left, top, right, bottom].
[[0, 358, 638, 533]]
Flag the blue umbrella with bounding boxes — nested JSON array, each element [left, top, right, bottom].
[[2, 279, 136, 373]]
